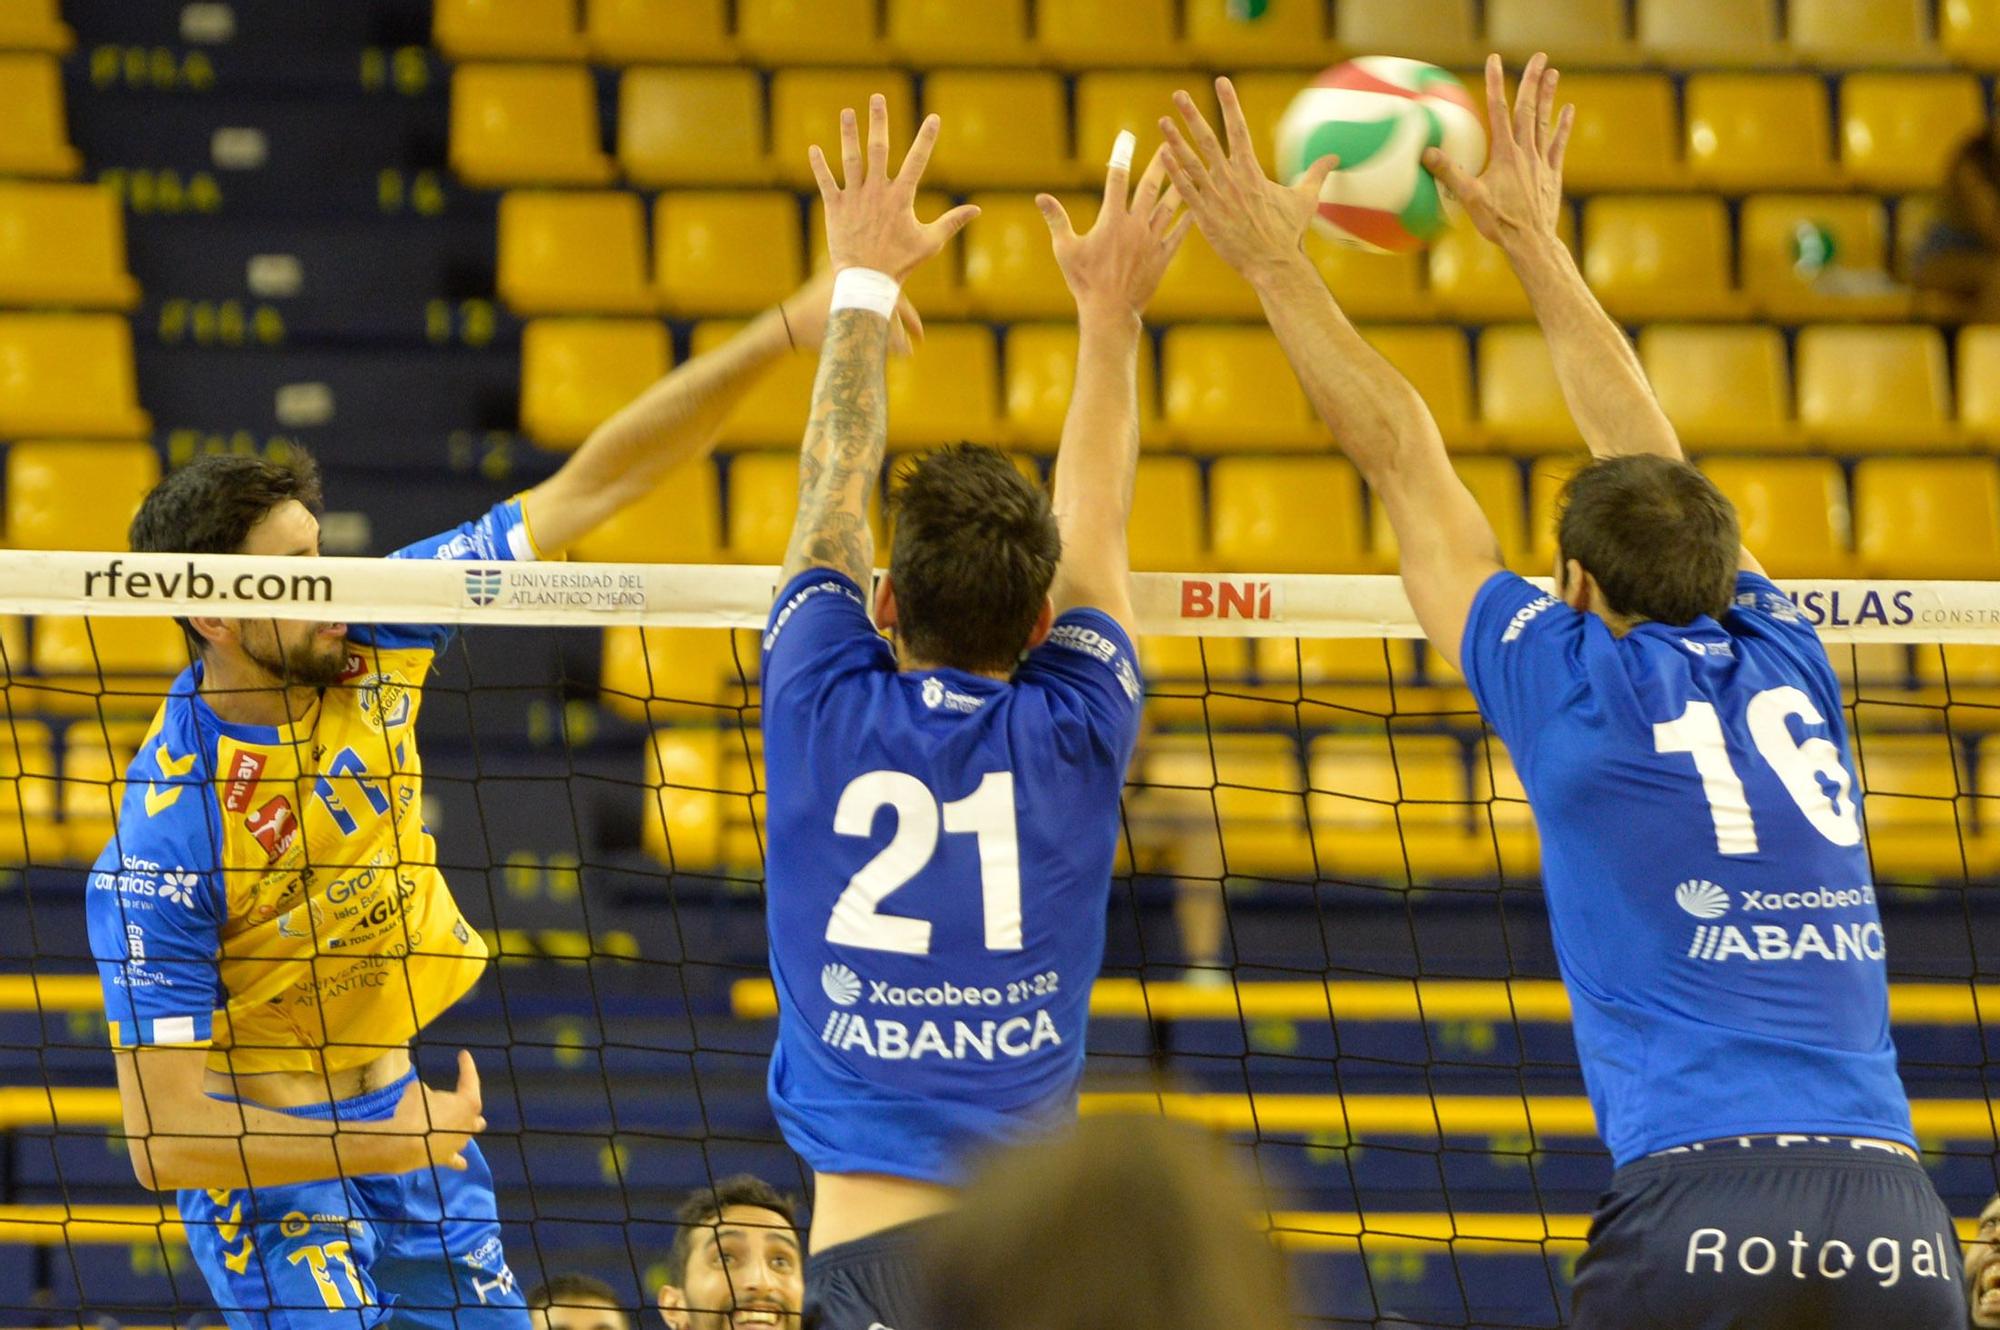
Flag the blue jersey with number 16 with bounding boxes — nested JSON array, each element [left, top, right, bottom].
[[759, 569, 1143, 1184]]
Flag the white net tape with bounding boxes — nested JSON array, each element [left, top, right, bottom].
[[0, 550, 1993, 641]]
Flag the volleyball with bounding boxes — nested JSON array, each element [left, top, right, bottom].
[[1274, 56, 1486, 254]]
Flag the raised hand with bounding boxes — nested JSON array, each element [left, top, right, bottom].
[[388, 1048, 485, 1172], [779, 267, 923, 355], [1421, 53, 1574, 251], [1038, 140, 1192, 322], [1157, 77, 1338, 279], [808, 94, 978, 281]]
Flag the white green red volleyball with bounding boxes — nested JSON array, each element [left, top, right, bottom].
[[1274, 57, 1486, 254]]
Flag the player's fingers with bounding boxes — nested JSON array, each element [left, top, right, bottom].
[[1101, 131, 1136, 214], [898, 112, 941, 186], [926, 202, 981, 246], [806, 144, 839, 200], [865, 93, 889, 181], [450, 1151, 468, 1171], [1514, 53, 1546, 154], [1149, 182, 1182, 235], [838, 107, 861, 188], [1298, 153, 1339, 203], [1422, 146, 1479, 204], [1134, 143, 1171, 214], [1537, 67, 1560, 157], [1158, 118, 1211, 196], [1215, 75, 1258, 167], [1173, 90, 1229, 176], [458, 1048, 482, 1108], [893, 290, 924, 348], [1161, 209, 1194, 259], [1483, 54, 1511, 159], [1036, 192, 1077, 244], [1547, 103, 1576, 175]]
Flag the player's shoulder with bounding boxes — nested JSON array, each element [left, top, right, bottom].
[[113, 691, 220, 842]]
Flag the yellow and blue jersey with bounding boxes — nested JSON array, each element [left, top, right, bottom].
[[85, 500, 541, 1079]]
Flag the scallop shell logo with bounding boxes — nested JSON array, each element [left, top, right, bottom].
[[1675, 879, 1730, 919], [821, 963, 862, 1006]]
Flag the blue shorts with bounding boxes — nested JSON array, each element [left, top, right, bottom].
[[178, 1072, 527, 1330], [804, 1218, 938, 1330], [1569, 1139, 1965, 1330]]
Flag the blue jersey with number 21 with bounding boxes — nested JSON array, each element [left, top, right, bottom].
[[760, 569, 1143, 1184], [1460, 569, 1914, 1166]]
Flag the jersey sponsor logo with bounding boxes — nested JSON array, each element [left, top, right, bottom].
[[1179, 578, 1276, 621], [1047, 623, 1122, 663], [276, 897, 326, 940], [1680, 638, 1733, 658], [222, 749, 265, 812], [1499, 594, 1559, 643], [157, 870, 199, 908], [1740, 885, 1875, 911], [1685, 921, 1885, 963], [337, 652, 370, 682], [350, 672, 412, 730], [124, 922, 145, 962], [1684, 1225, 1955, 1290], [463, 566, 503, 606], [818, 1007, 1063, 1062], [144, 743, 198, 817], [1675, 879, 1730, 919], [94, 856, 197, 910], [822, 963, 862, 1006], [920, 677, 985, 713], [246, 795, 299, 861], [764, 578, 863, 651]]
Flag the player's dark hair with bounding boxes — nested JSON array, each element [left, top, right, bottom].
[[1557, 454, 1739, 627], [665, 1174, 801, 1287], [525, 1272, 622, 1310], [888, 444, 1061, 674], [922, 1115, 1292, 1330], [127, 449, 325, 646]]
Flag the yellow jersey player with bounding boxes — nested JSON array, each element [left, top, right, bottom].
[[84, 273, 917, 1329]]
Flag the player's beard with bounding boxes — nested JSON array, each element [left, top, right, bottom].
[[243, 626, 348, 689]]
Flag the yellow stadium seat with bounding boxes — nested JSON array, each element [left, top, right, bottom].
[[0, 183, 138, 309], [1636, 0, 1787, 66], [1684, 75, 1836, 191], [654, 192, 800, 318], [1304, 234, 1428, 322], [1129, 457, 1205, 571], [519, 319, 670, 450], [769, 71, 914, 188], [607, 629, 758, 726], [1309, 732, 1488, 882], [617, 68, 768, 188], [887, 0, 1032, 64], [1210, 458, 1371, 573], [1943, 0, 2000, 66], [1161, 326, 1319, 450], [1790, 0, 1941, 67], [1841, 75, 1984, 193], [1582, 196, 1738, 321], [1485, 0, 1635, 64], [1151, 225, 1260, 321], [449, 65, 614, 189], [0, 54, 79, 177], [1957, 326, 2000, 444], [1336, 0, 1481, 66], [1074, 74, 1204, 191], [737, 0, 882, 64], [1476, 326, 1578, 453], [1004, 323, 1161, 452], [728, 451, 856, 566], [1896, 192, 1944, 285], [1738, 195, 1905, 322], [1470, 736, 1540, 878], [922, 72, 1068, 190], [1852, 731, 1980, 880], [497, 191, 653, 315], [1637, 325, 1795, 449], [1429, 215, 1577, 322], [1364, 326, 1477, 451], [0, 315, 149, 438], [0, 720, 60, 867], [883, 324, 1001, 448], [31, 618, 185, 719], [585, 0, 732, 63], [1372, 456, 1531, 569], [1249, 636, 1416, 718], [964, 193, 1090, 319], [1796, 326, 1955, 450], [434, 0, 586, 58], [0, 0, 71, 52], [569, 458, 722, 565], [1185, 0, 1326, 65], [1135, 733, 1313, 880], [60, 720, 151, 861], [643, 727, 758, 871], [1556, 75, 1683, 192], [807, 189, 964, 317], [1853, 457, 2000, 578], [1037, 0, 1180, 68], [689, 321, 818, 447], [6, 440, 157, 551], [1229, 72, 1307, 173], [1696, 457, 1852, 579], [1526, 454, 1587, 571]]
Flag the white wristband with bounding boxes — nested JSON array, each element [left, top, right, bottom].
[[830, 267, 901, 319]]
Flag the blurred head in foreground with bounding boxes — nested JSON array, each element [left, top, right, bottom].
[[922, 1114, 1291, 1330], [528, 1273, 630, 1330], [1968, 1192, 2000, 1327]]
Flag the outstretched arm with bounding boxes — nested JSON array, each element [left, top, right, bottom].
[[1042, 139, 1191, 633], [1160, 78, 1502, 669], [779, 96, 976, 587], [519, 271, 920, 557]]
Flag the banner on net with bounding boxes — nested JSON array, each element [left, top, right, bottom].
[[0, 550, 1995, 642]]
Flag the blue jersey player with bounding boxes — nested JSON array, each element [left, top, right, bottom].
[[760, 100, 1186, 1330], [1163, 57, 1963, 1329]]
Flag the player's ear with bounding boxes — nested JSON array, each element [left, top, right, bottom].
[[1023, 595, 1055, 651], [873, 572, 900, 631], [657, 1283, 688, 1330], [1558, 559, 1592, 613], [187, 616, 232, 650]]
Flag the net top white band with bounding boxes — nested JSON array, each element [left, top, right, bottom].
[[0, 549, 1990, 642]]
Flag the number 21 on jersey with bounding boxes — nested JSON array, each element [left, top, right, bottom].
[[825, 770, 1021, 957], [1653, 686, 1862, 855]]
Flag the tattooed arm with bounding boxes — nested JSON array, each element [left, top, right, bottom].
[[778, 95, 976, 590]]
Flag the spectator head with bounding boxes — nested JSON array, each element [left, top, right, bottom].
[[527, 1273, 630, 1330], [658, 1175, 805, 1330], [922, 1115, 1292, 1330], [1968, 1192, 2000, 1327]]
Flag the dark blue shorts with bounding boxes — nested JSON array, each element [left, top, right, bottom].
[[804, 1217, 941, 1330], [1570, 1139, 1966, 1330]]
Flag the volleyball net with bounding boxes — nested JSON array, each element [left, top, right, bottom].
[[1, 549, 1996, 1328]]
